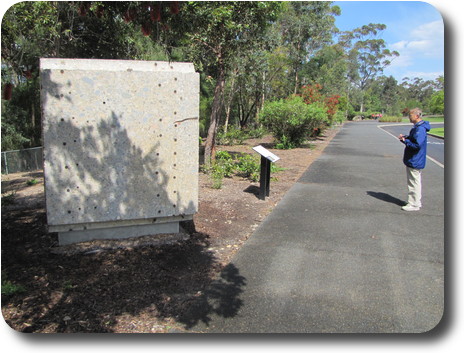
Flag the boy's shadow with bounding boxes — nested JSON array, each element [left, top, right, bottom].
[[366, 191, 406, 206]]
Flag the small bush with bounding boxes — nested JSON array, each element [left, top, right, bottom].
[[216, 126, 247, 146], [260, 96, 328, 149], [235, 154, 260, 182], [1, 276, 25, 297], [244, 126, 267, 139], [378, 115, 403, 122], [26, 178, 38, 186], [205, 151, 283, 186]]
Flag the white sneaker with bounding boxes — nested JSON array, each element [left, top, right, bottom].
[[402, 204, 420, 211]]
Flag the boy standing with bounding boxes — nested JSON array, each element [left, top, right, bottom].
[[398, 108, 431, 211]]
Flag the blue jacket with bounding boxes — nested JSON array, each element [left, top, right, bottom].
[[402, 120, 431, 169]]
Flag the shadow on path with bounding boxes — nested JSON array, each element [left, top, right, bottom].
[[366, 191, 406, 206]]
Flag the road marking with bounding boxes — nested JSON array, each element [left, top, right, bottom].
[[426, 155, 444, 168], [377, 125, 444, 169]]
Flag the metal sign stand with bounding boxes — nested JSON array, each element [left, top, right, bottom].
[[253, 145, 280, 200], [259, 155, 271, 200]]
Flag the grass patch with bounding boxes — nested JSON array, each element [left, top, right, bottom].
[[400, 116, 444, 123], [26, 178, 39, 186], [425, 116, 445, 123], [429, 127, 444, 137], [1, 275, 25, 297]]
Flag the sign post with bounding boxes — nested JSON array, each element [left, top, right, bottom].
[[252, 145, 280, 200]]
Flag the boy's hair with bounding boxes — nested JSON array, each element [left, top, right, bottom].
[[410, 108, 422, 117]]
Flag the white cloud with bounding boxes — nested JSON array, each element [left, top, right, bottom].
[[389, 20, 444, 70], [402, 71, 444, 81]]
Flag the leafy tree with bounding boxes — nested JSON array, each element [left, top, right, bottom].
[[303, 44, 348, 97], [340, 23, 399, 112], [278, 2, 340, 94], [174, 1, 283, 166], [428, 90, 444, 115]]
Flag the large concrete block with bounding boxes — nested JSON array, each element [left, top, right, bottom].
[[40, 59, 199, 244]]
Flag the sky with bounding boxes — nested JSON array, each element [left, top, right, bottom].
[[333, 1, 444, 82]]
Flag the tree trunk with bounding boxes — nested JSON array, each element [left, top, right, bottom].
[[223, 72, 236, 134], [204, 60, 226, 167]]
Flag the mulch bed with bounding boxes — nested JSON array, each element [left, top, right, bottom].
[[1, 127, 340, 333]]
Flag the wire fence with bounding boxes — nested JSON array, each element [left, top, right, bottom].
[[1, 146, 43, 175]]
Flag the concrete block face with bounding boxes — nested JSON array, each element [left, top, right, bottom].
[[40, 59, 199, 237]]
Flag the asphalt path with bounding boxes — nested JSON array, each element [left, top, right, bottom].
[[181, 121, 444, 333], [380, 123, 444, 167]]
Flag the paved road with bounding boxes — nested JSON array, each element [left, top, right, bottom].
[[181, 122, 444, 333], [380, 123, 444, 166]]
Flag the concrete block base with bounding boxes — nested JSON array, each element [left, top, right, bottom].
[[58, 221, 179, 246]]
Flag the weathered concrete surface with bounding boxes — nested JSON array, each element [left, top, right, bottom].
[[40, 59, 199, 244]]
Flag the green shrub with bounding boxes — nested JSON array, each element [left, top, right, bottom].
[[244, 126, 267, 139], [1, 274, 25, 297], [378, 115, 403, 122], [235, 154, 260, 182], [333, 111, 346, 124], [205, 151, 282, 186], [216, 126, 247, 146], [26, 179, 39, 186], [260, 96, 328, 149]]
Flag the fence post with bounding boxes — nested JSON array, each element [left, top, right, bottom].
[[3, 152, 8, 175]]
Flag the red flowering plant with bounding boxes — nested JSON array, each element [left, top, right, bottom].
[[299, 83, 341, 135]]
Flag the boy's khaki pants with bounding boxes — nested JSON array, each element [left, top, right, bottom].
[[406, 167, 422, 207]]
